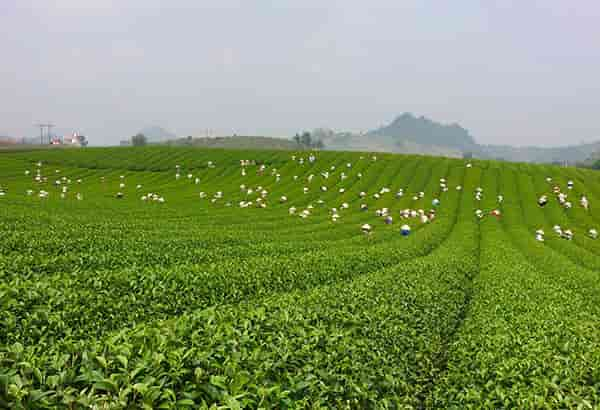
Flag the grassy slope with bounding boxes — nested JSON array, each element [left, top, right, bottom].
[[0, 146, 599, 408], [163, 136, 301, 151]]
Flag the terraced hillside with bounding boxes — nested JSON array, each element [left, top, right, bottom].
[[1, 146, 599, 409]]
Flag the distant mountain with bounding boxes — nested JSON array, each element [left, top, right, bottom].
[[315, 129, 462, 158], [312, 113, 475, 158], [480, 141, 600, 163], [137, 126, 176, 143], [577, 148, 600, 169], [367, 112, 478, 153], [137, 117, 599, 164], [315, 113, 599, 163]]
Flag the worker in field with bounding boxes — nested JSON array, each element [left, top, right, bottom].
[[557, 192, 567, 205], [535, 229, 545, 242], [401, 224, 411, 236], [561, 229, 573, 240], [580, 195, 589, 210], [538, 195, 548, 207]]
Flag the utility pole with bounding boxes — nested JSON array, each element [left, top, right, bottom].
[[47, 123, 54, 143], [34, 122, 55, 144], [35, 123, 45, 144]]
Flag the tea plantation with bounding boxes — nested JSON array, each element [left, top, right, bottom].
[[1, 146, 599, 409]]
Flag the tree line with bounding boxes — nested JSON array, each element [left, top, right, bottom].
[[293, 132, 324, 149], [130, 132, 325, 149]]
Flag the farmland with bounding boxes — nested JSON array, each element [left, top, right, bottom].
[[1, 146, 599, 409]]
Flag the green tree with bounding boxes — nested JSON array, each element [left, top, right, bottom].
[[300, 132, 312, 147], [131, 133, 147, 146], [76, 135, 88, 146], [292, 131, 324, 149]]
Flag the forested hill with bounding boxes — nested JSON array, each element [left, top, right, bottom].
[[367, 112, 479, 152], [323, 113, 600, 163]]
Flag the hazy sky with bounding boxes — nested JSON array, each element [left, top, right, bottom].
[[1, 0, 599, 146]]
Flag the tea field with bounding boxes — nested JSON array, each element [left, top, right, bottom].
[[1, 146, 600, 409]]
